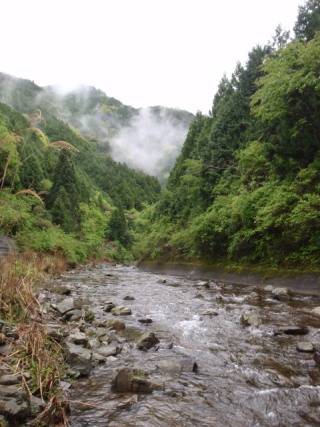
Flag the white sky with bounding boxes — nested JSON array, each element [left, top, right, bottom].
[[1, 0, 303, 114]]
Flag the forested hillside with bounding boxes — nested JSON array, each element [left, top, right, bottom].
[[136, 0, 320, 270], [0, 89, 161, 262], [0, 75, 194, 182]]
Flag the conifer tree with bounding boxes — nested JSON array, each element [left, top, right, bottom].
[[47, 149, 80, 232]]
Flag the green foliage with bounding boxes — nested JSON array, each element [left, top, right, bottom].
[[251, 34, 320, 169], [135, 27, 320, 270], [79, 200, 110, 255], [0, 78, 163, 264], [108, 207, 130, 245], [16, 228, 86, 263], [294, 0, 320, 41]]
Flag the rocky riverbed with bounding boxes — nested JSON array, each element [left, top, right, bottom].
[[1, 263, 320, 426]]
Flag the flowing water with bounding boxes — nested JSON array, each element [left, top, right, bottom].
[[57, 264, 320, 427]]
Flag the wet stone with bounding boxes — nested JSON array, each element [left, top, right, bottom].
[[97, 344, 121, 357], [311, 307, 320, 316], [138, 318, 153, 324], [240, 310, 261, 326], [104, 301, 116, 312], [111, 305, 132, 316], [137, 332, 160, 350], [197, 281, 210, 289], [111, 368, 160, 393], [63, 342, 92, 377], [202, 309, 219, 316], [245, 292, 262, 303], [296, 341, 314, 353], [106, 319, 126, 331], [156, 357, 198, 372], [274, 325, 309, 336], [271, 287, 293, 301]]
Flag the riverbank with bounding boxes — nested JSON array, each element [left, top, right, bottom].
[[0, 254, 71, 426], [139, 261, 320, 295]]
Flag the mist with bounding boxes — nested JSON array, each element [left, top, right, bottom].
[[110, 107, 192, 182]]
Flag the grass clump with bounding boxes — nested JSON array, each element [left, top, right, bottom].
[[0, 254, 70, 426]]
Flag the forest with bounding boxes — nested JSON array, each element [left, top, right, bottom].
[[135, 0, 320, 271], [1, 0, 320, 272], [0, 81, 164, 262]]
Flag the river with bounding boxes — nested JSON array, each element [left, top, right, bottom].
[[57, 263, 320, 427]]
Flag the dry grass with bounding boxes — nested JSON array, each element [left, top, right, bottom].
[[47, 141, 79, 153], [0, 253, 70, 426]]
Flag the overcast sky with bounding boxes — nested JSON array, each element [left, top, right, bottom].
[[1, 0, 303, 113]]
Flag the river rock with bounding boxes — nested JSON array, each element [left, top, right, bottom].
[[63, 342, 92, 377], [264, 285, 274, 292], [111, 306, 132, 316], [68, 309, 84, 322], [271, 287, 293, 301], [240, 310, 261, 326], [97, 344, 121, 357], [311, 307, 320, 316], [197, 281, 210, 289], [106, 319, 126, 331], [51, 284, 72, 295], [314, 351, 320, 365], [111, 368, 159, 393], [47, 326, 63, 342], [104, 301, 116, 312], [137, 332, 160, 350], [124, 295, 135, 300], [156, 357, 198, 372], [138, 318, 153, 324], [202, 309, 219, 316], [55, 297, 75, 315], [0, 385, 31, 420], [87, 337, 101, 350], [68, 331, 88, 347], [274, 325, 309, 336], [296, 341, 314, 353], [245, 292, 262, 303]]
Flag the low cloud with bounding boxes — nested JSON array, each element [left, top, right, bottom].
[[110, 107, 191, 182]]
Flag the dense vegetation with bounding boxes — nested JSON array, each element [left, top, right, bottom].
[[135, 0, 320, 270], [0, 86, 162, 262]]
